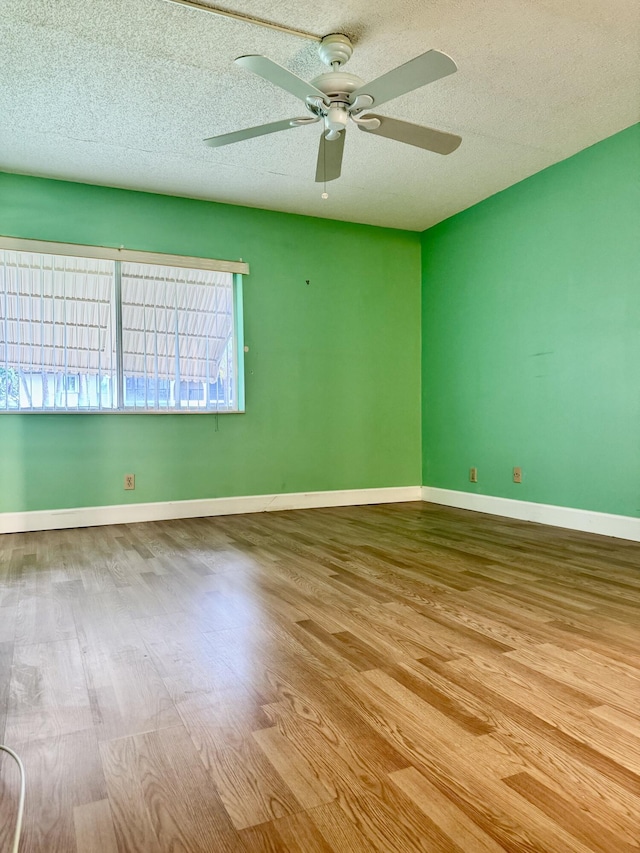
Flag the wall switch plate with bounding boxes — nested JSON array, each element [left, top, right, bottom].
[[513, 467, 522, 484], [469, 467, 478, 483], [124, 474, 135, 490]]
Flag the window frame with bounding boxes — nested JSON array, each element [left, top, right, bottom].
[[0, 235, 248, 415]]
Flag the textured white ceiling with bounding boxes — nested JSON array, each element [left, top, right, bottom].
[[1, 0, 638, 230]]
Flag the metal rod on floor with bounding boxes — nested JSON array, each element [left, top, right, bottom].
[[0, 744, 25, 853]]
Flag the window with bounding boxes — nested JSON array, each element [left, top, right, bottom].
[[0, 239, 246, 412]]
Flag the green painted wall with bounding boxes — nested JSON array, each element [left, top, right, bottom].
[[4, 124, 638, 519], [0, 173, 421, 513], [422, 124, 640, 517]]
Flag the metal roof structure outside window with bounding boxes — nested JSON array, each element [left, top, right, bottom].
[[0, 239, 246, 413]]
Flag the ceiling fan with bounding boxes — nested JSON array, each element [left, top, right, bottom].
[[204, 33, 461, 183]]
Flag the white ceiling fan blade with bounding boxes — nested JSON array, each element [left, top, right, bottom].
[[357, 114, 461, 154], [351, 50, 457, 109], [236, 55, 327, 104], [315, 131, 346, 183], [204, 117, 311, 148]]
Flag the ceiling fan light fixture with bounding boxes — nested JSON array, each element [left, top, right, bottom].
[[324, 104, 349, 137]]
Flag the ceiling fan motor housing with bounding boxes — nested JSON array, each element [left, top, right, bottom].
[[311, 71, 364, 99], [310, 69, 366, 139]]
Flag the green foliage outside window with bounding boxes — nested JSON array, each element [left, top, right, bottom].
[[0, 367, 19, 408]]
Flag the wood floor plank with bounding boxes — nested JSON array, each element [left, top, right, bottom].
[[337, 667, 523, 779], [334, 781, 467, 853], [260, 671, 380, 743], [382, 600, 512, 659], [258, 698, 495, 852], [136, 610, 246, 703], [505, 644, 640, 714], [420, 653, 640, 799], [100, 724, 244, 852], [73, 591, 181, 741], [15, 592, 76, 645], [262, 701, 410, 786], [0, 640, 13, 740], [330, 677, 604, 851], [98, 735, 162, 853], [294, 619, 387, 672], [74, 799, 119, 853], [261, 704, 410, 821], [176, 683, 272, 750], [252, 725, 336, 809], [381, 660, 495, 735], [6, 638, 94, 743], [503, 771, 639, 853], [0, 604, 17, 643], [11, 729, 107, 853], [193, 731, 303, 830], [203, 624, 351, 706], [243, 810, 336, 852], [305, 801, 380, 853], [389, 766, 507, 853], [474, 707, 640, 846], [589, 704, 640, 735]]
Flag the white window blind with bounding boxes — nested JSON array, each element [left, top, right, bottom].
[[120, 262, 236, 410], [0, 246, 244, 413]]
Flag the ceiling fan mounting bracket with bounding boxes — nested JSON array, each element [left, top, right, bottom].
[[318, 33, 354, 68], [290, 115, 321, 127], [351, 113, 380, 130]]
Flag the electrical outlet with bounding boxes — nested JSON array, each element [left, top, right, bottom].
[[469, 467, 478, 483], [124, 474, 135, 490], [513, 467, 522, 484]]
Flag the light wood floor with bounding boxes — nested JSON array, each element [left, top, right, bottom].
[[1, 502, 639, 852]]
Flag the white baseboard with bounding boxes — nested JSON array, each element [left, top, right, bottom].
[[5, 484, 637, 542], [422, 487, 640, 543], [0, 486, 422, 534]]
